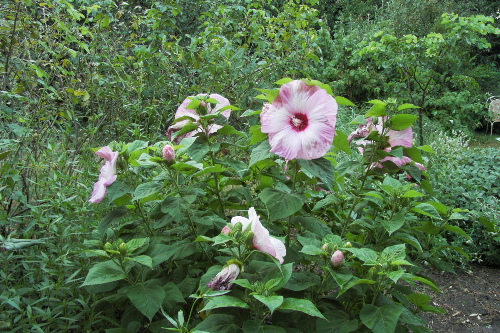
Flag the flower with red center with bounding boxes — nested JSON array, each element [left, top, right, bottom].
[[228, 207, 286, 264], [167, 93, 231, 143], [260, 80, 338, 161], [89, 146, 119, 204]]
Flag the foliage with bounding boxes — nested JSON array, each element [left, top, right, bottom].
[[1, 0, 499, 331], [75, 83, 475, 332], [427, 143, 500, 267]]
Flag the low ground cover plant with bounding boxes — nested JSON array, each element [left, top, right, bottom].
[[79, 79, 473, 332]]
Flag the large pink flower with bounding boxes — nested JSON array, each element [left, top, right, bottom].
[[230, 207, 286, 264], [349, 117, 414, 168], [260, 80, 338, 161], [89, 146, 118, 204], [167, 93, 231, 143]]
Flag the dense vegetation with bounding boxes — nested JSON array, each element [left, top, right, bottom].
[[1, 0, 500, 332]]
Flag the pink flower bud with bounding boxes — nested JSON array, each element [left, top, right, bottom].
[[321, 243, 329, 251], [222, 225, 232, 235], [162, 144, 175, 161], [207, 264, 240, 291], [331, 250, 344, 267]]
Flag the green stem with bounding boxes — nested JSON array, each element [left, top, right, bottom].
[[286, 160, 300, 248]]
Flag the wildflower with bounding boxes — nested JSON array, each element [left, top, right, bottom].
[[162, 144, 175, 161], [167, 93, 231, 143], [89, 146, 118, 204], [260, 80, 338, 161], [331, 250, 344, 267], [207, 264, 240, 291], [229, 207, 286, 264]]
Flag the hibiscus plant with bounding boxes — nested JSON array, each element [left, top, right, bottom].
[[82, 79, 470, 333]]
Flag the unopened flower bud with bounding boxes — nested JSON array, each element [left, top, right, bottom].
[[321, 243, 329, 251], [344, 241, 352, 248], [162, 144, 175, 161], [119, 242, 128, 255], [207, 264, 240, 291], [222, 225, 232, 235], [331, 250, 344, 267], [104, 242, 113, 251]]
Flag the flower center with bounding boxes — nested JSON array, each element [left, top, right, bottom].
[[290, 113, 308, 132]]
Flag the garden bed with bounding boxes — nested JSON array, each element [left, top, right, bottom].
[[423, 264, 500, 332]]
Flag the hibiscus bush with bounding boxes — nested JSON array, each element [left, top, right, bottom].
[[82, 79, 471, 332]]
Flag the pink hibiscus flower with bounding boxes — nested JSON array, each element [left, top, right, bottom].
[[349, 117, 414, 168], [167, 93, 231, 143], [229, 207, 286, 264], [260, 80, 338, 161], [89, 146, 119, 204]]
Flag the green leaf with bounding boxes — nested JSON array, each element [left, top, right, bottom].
[[128, 255, 153, 268], [163, 282, 186, 308], [360, 304, 404, 333], [389, 114, 418, 130], [275, 78, 293, 85], [133, 182, 161, 201], [279, 298, 326, 319], [0, 150, 12, 161], [127, 281, 166, 321], [193, 165, 227, 177], [298, 158, 335, 190], [317, 310, 358, 333], [300, 245, 323, 256], [253, 295, 283, 314], [418, 145, 435, 153], [265, 263, 293, 291], [242, 321, 287, 333], [381, 212, 405, 235], [187, 137, 209, 162], [332, 130, 352, 155], [98, 206, 128, 236], [397, 103, 421, 111], [201, 296, 249, 311], [401, 189, 425, 198], [250, 140, 273, 166], [126, 238, 149, 253], [216, 124, 246, 137], [259, 188, 305, 221], [412, 203, 442, 220], [194, 314, 237, 333], [338, 277, 377, 296], [335, 96, 356, 106], [82, 260, 126, 286], [345, 248, 378, 264], [442, 224, 471, 240], [283, 271, 321, 291], [249, 125, 267, 145]]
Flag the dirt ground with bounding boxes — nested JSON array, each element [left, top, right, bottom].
[[421, 264, 500, 333]]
